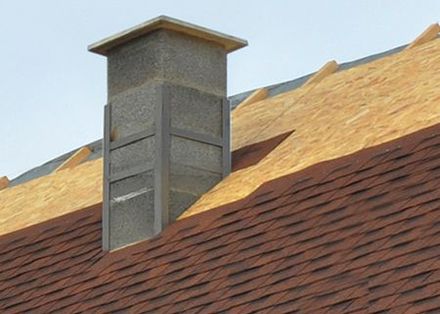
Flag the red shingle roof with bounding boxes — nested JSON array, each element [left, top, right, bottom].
[[2, 123, 440, 313]]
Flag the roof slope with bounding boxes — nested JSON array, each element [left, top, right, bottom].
[[186, 36, 440, 216], [0, 158, 102, 236], [2, 122, 440, 313], [228, 43, 407, 109], [2, 29, 440, 235]]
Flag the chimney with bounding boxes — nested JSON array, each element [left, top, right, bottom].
[[89, 16, 247, 250]]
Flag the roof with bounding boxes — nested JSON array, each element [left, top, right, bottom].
[[228, 43, 407, 109], [2, 42, 409, 187], [2, 26, 440, 234], [186, 31, 440, 217], [10, 42, 406, 188], [2, 122, 440, 312]]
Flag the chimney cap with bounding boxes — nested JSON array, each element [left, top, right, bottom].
[[88, 15, 248, 56]]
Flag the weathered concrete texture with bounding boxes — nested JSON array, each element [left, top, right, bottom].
[[110, 170, 154, 199], [109, 189, 155, 250], [169, 190, 198, 221], [107, 31, 162, 97], [107, 29, 226, 98], [168, 165, 220, 221], [169, 85, 223, 138], [110, 82, 159, 139], [158, 30, 226, 96], [170, 163, 221, 195], [110, 136, 155, 177], [101, 18, 233, 251], [170, 136, 222, 173]]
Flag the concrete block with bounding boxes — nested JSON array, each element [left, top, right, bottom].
[[107, 31, 162, 97], [110, 170, 154, 198], [170, 163, 221, 195], [110, 137, 155, 177], [170, 136, 222, 172], [109, 190, 155, 249], [110, 82, 159, 139], [169, 190, 198, 221], [169, 84, 223, 138], [94, 16, 246, 250], [158, 30, 227, 96], [108, 30, 227, 98]]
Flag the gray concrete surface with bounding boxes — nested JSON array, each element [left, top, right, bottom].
[[93, 17, 242, 250]]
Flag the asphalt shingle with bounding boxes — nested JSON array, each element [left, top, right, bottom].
[[2, 122, 440, 313]]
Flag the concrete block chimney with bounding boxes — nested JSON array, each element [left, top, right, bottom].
[[89, 16, 247, 250]]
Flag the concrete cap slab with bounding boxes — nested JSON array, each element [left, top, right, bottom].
[[89, 15, 248, 55]]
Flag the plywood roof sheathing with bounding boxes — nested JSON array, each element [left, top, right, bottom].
[[3, 23, 440, 232], [236, 88, 268, 110], [407, 23, 440, 49], [304, 60, 339, 86], [54, 146, 92, 173], [0, 176, 9, 191], [185, 38, 440, 217]]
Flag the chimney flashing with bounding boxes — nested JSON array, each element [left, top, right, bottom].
[[88, 15, 248, 55]]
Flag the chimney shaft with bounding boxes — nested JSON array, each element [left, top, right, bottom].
[[89, 16, 247, 250]]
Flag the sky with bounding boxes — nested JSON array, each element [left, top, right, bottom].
[[0, 0, 439, 179]]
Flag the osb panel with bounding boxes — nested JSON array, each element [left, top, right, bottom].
[[2, 38, 440, 232], [0, 159, 102, 236], [183, 38, 440, 217]]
